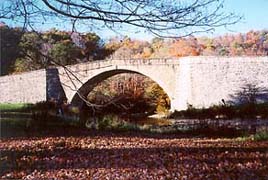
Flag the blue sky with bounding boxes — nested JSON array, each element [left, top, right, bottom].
[[214, 0, 268, 35], [86, 0, 268, 40], [3, 0, 268, 40], [102, 0, 268, 40]]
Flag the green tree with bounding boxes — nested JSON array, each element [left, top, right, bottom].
[[49, 40, 80, 65], [14, 32, 44, 72], [43, 28, 70, 44], [82, 32, 101, 60], [0, 25, 22, 75]]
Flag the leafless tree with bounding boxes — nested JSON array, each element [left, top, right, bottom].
[[1, 0, 241, 37]]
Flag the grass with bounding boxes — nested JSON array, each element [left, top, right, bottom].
[[1, 118, 30, 127], [253, 131, 268, 141], [0, 103, 32, 112], [0, 116, 81, 138], [236, 130, 268, 141]]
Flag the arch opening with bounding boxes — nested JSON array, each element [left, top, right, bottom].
[[71, 69, 171, 116]]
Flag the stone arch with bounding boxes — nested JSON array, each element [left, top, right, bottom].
[[70, 69, 172, 109]]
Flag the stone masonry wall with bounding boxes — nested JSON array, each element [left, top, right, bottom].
[[187, 57, 268, 108], [0, 57, 267, 111], [0, 70, 47, 104]]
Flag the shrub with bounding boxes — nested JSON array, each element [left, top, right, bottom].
[[29, 101, 61, 129], [85, 115, 138, 131], [253, 130, 268, 141], [171, 102, 268, 120]]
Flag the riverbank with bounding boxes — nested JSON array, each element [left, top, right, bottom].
[[2, 109, 268, 138], [1, 105, 268, 179]]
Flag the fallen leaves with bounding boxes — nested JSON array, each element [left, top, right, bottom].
[[0, 131, 268, 179]]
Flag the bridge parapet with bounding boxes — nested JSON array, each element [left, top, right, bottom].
[[63, 58, 180, 71], [63, 56, 268, 72]]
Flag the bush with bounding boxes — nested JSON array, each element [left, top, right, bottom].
[[253, 131, 268, 141], [171, 103, 268, 120], [29, 101, 64, 129], [85, 115, 138, 131]]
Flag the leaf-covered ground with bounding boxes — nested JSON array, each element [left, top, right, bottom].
[[1, 131, 268, 180]]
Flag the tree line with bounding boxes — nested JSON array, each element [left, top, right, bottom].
[[109, 31, 268, 59], [0, 24, 113, 75], [2, 24, 268, 76]]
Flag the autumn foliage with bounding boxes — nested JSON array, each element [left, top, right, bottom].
[[108, 31, 268, 59], [2, 24, 268, 75]]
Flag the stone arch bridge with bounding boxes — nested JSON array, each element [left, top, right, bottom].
[[1, 56, 268, 111]]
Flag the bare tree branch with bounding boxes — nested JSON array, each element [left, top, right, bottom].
[[0, 0, 242, 38]]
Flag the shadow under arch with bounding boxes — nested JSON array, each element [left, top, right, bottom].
[[70, 69, 172, 109]]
